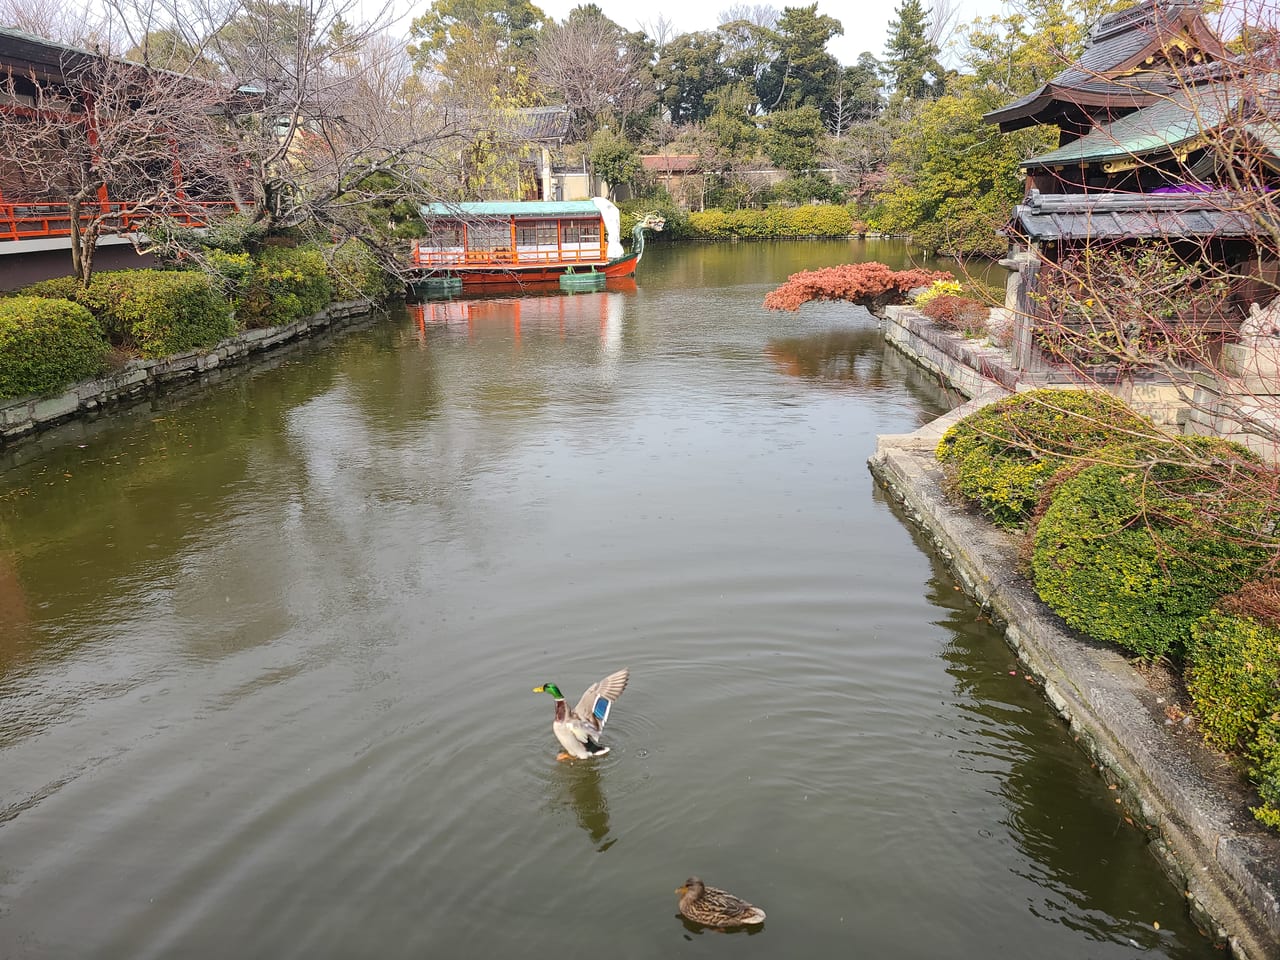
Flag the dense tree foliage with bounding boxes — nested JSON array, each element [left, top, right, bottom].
[[755, 4, 842, 113], [408, 0, 547, 101]]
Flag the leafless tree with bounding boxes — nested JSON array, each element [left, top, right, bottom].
[[636, 13, 676, 53], [0, 50, 240, 283], [0, 0, 107, 47], [926, 0, 959, 52], [717, 4, 779, 32], [533, 9, 656, 140], [120, 0, 470, 259]]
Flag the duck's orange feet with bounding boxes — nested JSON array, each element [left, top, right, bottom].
[[556, 751, 573, 761]]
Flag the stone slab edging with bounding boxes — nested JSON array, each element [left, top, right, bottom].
[[881, 305, 1023, 395], [868, 404, 1280, 960], [0, 300, 373, 444]]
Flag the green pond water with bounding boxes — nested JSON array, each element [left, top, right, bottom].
[[0, 240, 1218, 958]]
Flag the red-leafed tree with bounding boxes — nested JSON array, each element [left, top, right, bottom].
[[763, 261, 950, 315]]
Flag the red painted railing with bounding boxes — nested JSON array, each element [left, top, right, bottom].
[[412, 244, 607, 268], [0, 200, 240, 242]]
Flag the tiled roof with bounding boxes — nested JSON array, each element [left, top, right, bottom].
[[503, 106, 571, 141], [1021, 78, 1247, 168], [1009, 189, 1265, 240], [641, 155, 700, 173], [984, 0, 1225, 130]]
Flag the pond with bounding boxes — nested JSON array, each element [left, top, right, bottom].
[[0, 240, 1216, 958]]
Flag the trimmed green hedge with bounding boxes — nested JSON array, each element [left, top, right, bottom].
[[1186, 612, 1280, 830], [24, 270, 234, 359], [1187, 612, 1280, 753], [936, 389, 1158, 529], [1031, 437, 1271, 659], [0, 297, 109, 399], [237, 246, 333, 328], [1255, 716, 1280, 829], [687, 205, 857, 240], [85, 271, 234, 357]]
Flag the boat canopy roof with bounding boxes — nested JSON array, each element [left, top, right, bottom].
[[420, 201, 605, 219]]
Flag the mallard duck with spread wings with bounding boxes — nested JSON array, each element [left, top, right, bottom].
[[533, 668, 629, 760], [675, 877, 766, 927]]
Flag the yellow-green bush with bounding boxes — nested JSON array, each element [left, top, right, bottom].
[[1186, 612, 1280, 831], [914, 279, 964, 306], [237, 246, 333, 328], [1187, 612, 1280, 753], [94, 272, 233, 357], [1255, 717, 1280, 829], [25, 270, 233, 359], [1031, 437, 1271, 659], [686, 205, 856, 240], [0, 296, 109, 399], [936, 389, 1158, 528]]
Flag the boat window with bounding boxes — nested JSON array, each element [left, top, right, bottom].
[[516, 220, 558, 246], [466, 220, 511, 251], [426, 223, 464, 248], [561, 219, 601, 245]]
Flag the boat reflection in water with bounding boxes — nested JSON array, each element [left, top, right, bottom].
[[408, 283, 632, 358]]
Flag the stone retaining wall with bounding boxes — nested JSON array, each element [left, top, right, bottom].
[[0, 300, 374, 444], [881, 304, 1190, 428], [870, 341, 1280, 958]]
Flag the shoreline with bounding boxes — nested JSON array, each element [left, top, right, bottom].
[[869, 335, 1280, 958], [0, 299, 384, 447]]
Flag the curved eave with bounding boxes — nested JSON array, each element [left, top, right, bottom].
[[987, 87, 1165, 132]]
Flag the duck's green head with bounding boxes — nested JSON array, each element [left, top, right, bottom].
[[533, 682, 563, 698]]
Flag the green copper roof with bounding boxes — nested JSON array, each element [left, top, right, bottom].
[[1024, 82, 1238, 169], [420, 201, 601, 218]]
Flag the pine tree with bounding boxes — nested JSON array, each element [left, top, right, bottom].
[[882, 0, 944, 103]]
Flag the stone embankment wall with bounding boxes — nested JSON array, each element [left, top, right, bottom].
[[0, 300, 373, 444], [882, 304, 1194, 430], [872, 320, 1280, 960]]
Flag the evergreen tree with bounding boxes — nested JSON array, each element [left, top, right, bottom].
[[755, 4, 842, 113], [882, 0, 944, 103], [653, 31, 729, 124]]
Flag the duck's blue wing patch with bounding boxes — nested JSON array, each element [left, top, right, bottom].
[[593, 697, 611, 724]]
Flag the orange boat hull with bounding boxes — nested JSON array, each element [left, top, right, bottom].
[[414, 252, 640, 289]]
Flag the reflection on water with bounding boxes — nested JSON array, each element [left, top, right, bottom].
[[547, 760, 615, 851], [409, 288, 629, 347], [766, 327, 887, 386]]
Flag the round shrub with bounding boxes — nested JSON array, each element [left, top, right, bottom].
[[936, 389, 1158, 529], [0, 296, 109, 399], [921, 294, 989, 336], [1186, 611, 1280, 754], [238, 246, 333, 329], [1030, 437, 1272, 659], [84, 270, 235, 358]]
